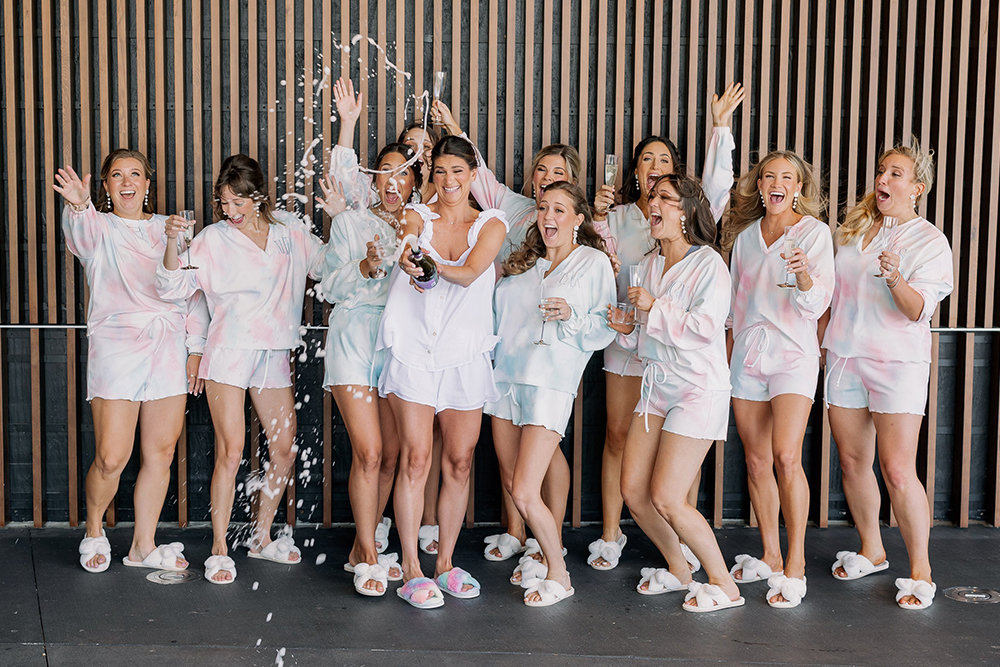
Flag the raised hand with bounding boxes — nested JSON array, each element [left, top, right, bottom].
[[593, 184, 615, 218], [163, 214, 192, 240], [431, 100, 462, 135], [316, 174, 348, 218], [53, 165, 93, 208], [333, 77, 363, 126], [711, 82, 746, 128]]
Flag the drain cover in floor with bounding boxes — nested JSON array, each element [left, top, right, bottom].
[[943, 587, 1000, 604], [146, 569, 202, 585]]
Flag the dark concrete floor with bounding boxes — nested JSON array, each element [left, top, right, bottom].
[[0, 523, 998, 667]]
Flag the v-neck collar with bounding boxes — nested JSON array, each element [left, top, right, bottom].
[[230, 220, 272, 254], [757, 218, 796, 253]]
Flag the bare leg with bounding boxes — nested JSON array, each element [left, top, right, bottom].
[[595, 372, 642, 567], [420, 423, 443, 552], [388, 394, 435, 582], [620, 413, 694, 588], [767, 394, 813, 599], [873, 412, 931, 607], [331, 385, 384, 592], [129, 395, 187, 567], [204, 381, 249, 582], [514, 426, 571, 603], [732, 398, 783, 578], [84, 398, 141, 570], [247, 386, 300, 561], [829, 406, 886, 578], [376, 397, 399, 518], [434, 408, 482, 591], [541, 446, 570, 546], [648, 432, 741, 608]]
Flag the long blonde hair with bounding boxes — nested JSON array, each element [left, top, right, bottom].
[[836, 139, 935, 246], [721, 151, 826, 252], [520, 144, 582, 198]]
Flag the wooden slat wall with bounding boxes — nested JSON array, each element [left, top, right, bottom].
[[1, 0, 999, 528]]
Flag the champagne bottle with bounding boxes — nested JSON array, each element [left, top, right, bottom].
[[410, 247, 438, 289]]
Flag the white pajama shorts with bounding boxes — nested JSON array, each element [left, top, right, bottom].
[[323, 305, 385, 390], [730, 325, 820, 402], [485, 382, 575, 437], [379, 352, 500, 413], [199, 347, 293, 391], [635, 362, 730, 441], [603, 339, 644, 377], [824, 350, 929, 415], [87, 320, 188, 402]]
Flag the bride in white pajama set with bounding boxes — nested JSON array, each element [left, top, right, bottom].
[[588, 82, 746, 571], [55, 150, 206, 575], [432, 100, 585, 563], [157, 154, 325, 585], [722, 151, 834, 608], [824, 142, 953, 610], [608, 173, 742, 614]]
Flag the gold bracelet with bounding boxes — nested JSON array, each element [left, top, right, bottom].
[[68, 199, 91, 213]]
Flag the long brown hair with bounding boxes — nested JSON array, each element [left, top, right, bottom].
[[651, 173, 720, 253], [720, 150, 826, 252], [621, 135, 682, 204], [97, 149, 155, 214], [212, 154, 279, 225], [503, 182, 608, 276], [520, 144, 583, 198], [837, 139, 934, 246]]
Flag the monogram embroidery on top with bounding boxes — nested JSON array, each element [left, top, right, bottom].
[[274, 237, 292, 255]]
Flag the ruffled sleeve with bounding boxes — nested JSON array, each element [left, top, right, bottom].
[[62, 203, 108, 260]]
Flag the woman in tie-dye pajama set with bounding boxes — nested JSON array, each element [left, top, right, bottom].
[[824, 141, 953, 610], [721, 151, 834, 609], [54, 150, 207, 575], [157, 155, 325, 585]]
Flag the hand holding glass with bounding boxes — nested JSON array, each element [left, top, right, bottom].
[[610, 301, 635, 325], [604, 155, 619, 212], [873, 216, 898, 278], [778, 234, 800, 288], [180, 210, 198, 270], [533, 285, 554, 346]]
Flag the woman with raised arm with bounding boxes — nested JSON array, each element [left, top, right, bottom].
[[54, 150, 207, 574], [589, 83, 745, 572], [609, 173, 741, 613], [824, 141, 952, 610], [156, 155, 325, 584], [487, 182, 616, 606], [720, 151, 834, 608], [433, 100, 583, 564], [398, 121, 440, 204], [377, 135, 508, 609], [315, 78, 423, 597]]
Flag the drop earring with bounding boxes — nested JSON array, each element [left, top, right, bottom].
[[680, 214, 687, 238], [792, 191, 799, 212], [573, 225, 579, 244], [910, 193, 917, 208], [760, 190, 766, 205], [144, 189, 149, 209]]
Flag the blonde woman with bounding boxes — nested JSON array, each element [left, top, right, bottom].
[[721, 151, 834, 608], [824, 141, 952, 610]]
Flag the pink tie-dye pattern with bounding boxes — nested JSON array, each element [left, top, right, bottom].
[[824, 217, 953, 364], [155, 210, 325, 351]]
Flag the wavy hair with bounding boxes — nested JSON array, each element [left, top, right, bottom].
[[620, 135, 682, 204], [97, 149, 155, 214], [649, 173, 720, 253], [520, 144, 583, 197], [721, 150, 826, 252], [836, 138, 934, 246], [212, 154, 279, 225], [503, 182, 608, 276]]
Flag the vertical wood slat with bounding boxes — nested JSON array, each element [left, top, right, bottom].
[[469, 0, 479, 143], [684, 0, 698, 159], [396, 0, 405, 133], [228, 0, 237, 155], [249, 1, 258, 158], [487, 0, 497, 160], [632, 0, 645, 150], [414, 0, 423, 114], [3, 0, 19, 526], [20, 2, 43, 528], [791, 0, 806, 153], [650, 0, 663, 138], [668, 0, 680, 142], [503, 0, 513, 184], [523, 0, 535, 171], [843, 2, 861, 212], [377, 0, 386, 149], [558, 0, 569, 144], [613, 0, 625, 160], [283, 0, 296, 524], [703, 0, 717, 151], [863, 0, 880, 190], [737, 0, 751, 174], [774, 0, 789, 150], [595, 0, 608, 177], [541, 0, 552, 147], [173, 0, 188, 527], [61, 0, 80, 527], [41, 0, 58, 525], [116, 0, 129, 146], [576, 0, 590, 182], [826, 0, 844, 228], [137, 0, 148, 151], [322, 0, 333, 530], [882, 0, 898, 151], [813, 0, 830, 528]]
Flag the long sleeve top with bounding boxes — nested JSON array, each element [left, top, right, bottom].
[[376, 204, 509, 371], [617, 246, 732, 392], [729, 215, 835, 357], [467, 137, 538, 264], [155, 210, 325, 351], [320, 209, 396, 311], [492, 246, 617, 394], [63, 203, 208, 352], [824, 217, 953, 364]]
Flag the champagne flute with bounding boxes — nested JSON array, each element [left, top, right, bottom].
[[604, 155, 619, 213], [628, 265, 644, 325], [433, 71, 446, 101], [873, 216, 899, 278], [180, 209, 198, 270], [533, 283, 552, 346], [372, 236, 388, 279], [777, 232, 800, 288]]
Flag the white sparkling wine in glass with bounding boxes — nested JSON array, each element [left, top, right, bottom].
[[604, 155, 619, 212], [873, 216, 899, 277], [778, 235, 800, 288], [180, 209, 198, 270], [534, 284, 552, 346], [433, 71, 446, 101]]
